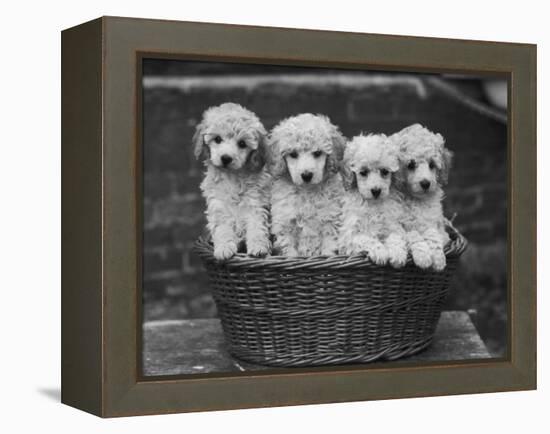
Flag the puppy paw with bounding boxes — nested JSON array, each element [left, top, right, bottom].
[[411, 244, 432, 269], [388, 248, 408, 269], [321, 246, 338, 256], [369, 244, 388, 265], [213, 242, 238, 261], [247, 241, 270, 258], [281, 246, 299, 257], [431, 250, 447, 271]]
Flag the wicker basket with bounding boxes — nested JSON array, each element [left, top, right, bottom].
[[194, 229, 467, 367]]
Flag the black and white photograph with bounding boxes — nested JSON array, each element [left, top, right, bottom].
[[140, 58, 508, 376]]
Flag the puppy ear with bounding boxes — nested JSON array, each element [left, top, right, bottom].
[[265, 132, 288, 179], [329, 124, 346, 163], [246, 141, 266, 172], [387, 139, 401, 173], [325, 122, 346, 177], [392, 168, 406, 193], [439, 147, 453, 186], [325, 153, 339, 176], [271, 153, 288, 179], [341, 163, 357, 191], [192, 118, 209, 160]]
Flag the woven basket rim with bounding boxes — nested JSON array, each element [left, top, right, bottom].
[[194, 226, 467, 271]]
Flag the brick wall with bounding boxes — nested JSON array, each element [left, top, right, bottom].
[[142, 65, 507, 355]]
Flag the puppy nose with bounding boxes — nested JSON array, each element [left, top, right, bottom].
[[301, 171, 313, 183], [221, 155, 233, 166], [420, 180, 431, 190], [371, 188, 381, 198]]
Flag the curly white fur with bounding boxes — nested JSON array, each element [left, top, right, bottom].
[[391, 124, 453, 271], [194, 103, 271, 260], [268, 114, 345, 256], [339, 134, 408, 267]]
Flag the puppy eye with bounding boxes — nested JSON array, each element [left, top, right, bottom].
[[312, 150, 323, 158], [359, 169, 369, 177], [237, 140, 247, 149], [380, 168, 389, 177], [407, 160, 416, 170], [429, 160, 436, 170], [289, 151, 298, 159], [213, 135, 222, 144]]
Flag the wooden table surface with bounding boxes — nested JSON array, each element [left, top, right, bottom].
[[142, 311, 491, 377]]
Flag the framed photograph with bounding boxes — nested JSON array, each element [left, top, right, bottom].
[[61, 16, 536, 417]]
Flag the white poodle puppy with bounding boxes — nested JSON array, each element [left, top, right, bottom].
[[194, 103, 271, 260], [339, 134, 408, 267], [392, 124, 453, 271], [268, 114, 345, 256]]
